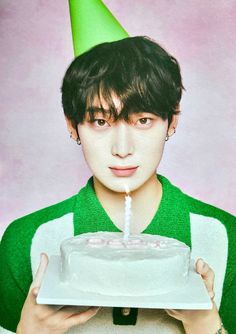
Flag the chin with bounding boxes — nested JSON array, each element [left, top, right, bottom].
[[96, 175, 148, 194]]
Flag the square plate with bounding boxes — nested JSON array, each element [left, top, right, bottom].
[[37, 256, 212, 309]]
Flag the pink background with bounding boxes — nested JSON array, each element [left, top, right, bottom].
[[1, 1, 235, 237]]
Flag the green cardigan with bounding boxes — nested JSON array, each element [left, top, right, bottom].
[[0, 174, 235, 333]]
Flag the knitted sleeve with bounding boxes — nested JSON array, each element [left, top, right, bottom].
[[0, 222, 32, 332], [0, 195, 78, 333], [0, 326, 15, 334], [219, 273, 236, 333], [217, 212, 236, 334]]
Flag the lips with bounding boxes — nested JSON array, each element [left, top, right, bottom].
[[109, 166, 138, 177]]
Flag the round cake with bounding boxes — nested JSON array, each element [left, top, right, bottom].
[[60, 232, 190, 296]]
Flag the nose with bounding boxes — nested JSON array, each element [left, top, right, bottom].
[[111, 123, 134, 158]]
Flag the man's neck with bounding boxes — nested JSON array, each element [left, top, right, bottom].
[[93, 174, 163, 233]]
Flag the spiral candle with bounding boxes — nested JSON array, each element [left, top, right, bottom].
[[123, 185, 132, 242]]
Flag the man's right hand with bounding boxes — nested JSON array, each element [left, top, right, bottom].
[[16, 253, 100, 334]]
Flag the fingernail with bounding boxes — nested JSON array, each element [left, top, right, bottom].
[[209, 291, 215, 299], [197, 258, 205, 268], [33, 287, 39, 296]]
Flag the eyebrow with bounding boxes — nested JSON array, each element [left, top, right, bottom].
[[85, 107, 157, 122], [85, 107, 148, 115]]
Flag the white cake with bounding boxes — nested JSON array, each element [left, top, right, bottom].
[[60, 232, 190, 296]]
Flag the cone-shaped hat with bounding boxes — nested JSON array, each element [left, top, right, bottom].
[[69, 0, 129, 56]]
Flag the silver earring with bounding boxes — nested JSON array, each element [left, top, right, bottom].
[[70, 132, 72, 138], [76, 138, 81, 145], [165, 127, 176, 141]]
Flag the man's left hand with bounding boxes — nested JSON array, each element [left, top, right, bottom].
[[165, 258, 223, 333]]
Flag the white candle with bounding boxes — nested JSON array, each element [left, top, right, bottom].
[[123, 185, 132, 242]]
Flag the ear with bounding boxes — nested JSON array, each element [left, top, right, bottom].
[[168, 114, 179, 132], [168, 103, 180, 135], [64, 116, 79, 140]]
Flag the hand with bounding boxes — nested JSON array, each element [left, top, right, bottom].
[[165, 258, 223, 334], [16, 253, 100, 334]]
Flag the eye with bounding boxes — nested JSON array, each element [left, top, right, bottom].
[[136, 118, 152, 127], [93, 119, 110, 128], [139, 118, 150, 124]]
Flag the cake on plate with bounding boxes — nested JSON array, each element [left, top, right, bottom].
[[60, 232, 190, 296]]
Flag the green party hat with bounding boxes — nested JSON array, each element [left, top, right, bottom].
[[69, 0, 129, 56]]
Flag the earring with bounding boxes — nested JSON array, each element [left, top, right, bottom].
[[165, 127, 176, 142], [69, 132, 81, 145]]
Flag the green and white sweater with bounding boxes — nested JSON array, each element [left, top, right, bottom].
[[0, 174, 235, 334]]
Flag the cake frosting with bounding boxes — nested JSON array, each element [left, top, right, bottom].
[[60, 232, 190, 296]]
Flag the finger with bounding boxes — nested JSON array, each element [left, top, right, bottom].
[[41, 306, 99, 328], [27, 253, 49, 305], [195, 258, 215, 297], [55, 305, 92, 319], [30, 253, 49, 290], [25, 287, 56, 318], [165, 309, 178, 316], [64, 306, 100, 328], [164, 309, 184, 321], [25, 285, 40, 305]]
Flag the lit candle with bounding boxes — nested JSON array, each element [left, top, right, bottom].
[[123, 184, 132, 242]]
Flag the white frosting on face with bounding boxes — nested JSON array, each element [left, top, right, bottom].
[[60, 232, 190, 296]]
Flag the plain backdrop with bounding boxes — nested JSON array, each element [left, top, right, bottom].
[[1, 0, 236, 237]]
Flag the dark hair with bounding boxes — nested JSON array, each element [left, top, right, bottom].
[[61, 36, 184, 129]]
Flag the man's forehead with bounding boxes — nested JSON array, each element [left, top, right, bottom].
[[86, 93, 161, 118], [89, 94, 123, 113]]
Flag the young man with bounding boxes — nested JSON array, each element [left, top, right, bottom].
[[0, 36, 234, 334]]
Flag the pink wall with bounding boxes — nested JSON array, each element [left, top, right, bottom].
[[1, 1, 235, 237]]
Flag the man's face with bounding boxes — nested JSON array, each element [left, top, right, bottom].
[[77, 94, 168, 193]]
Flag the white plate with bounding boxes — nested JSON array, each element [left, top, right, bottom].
[[37, 256, 212, 310]]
